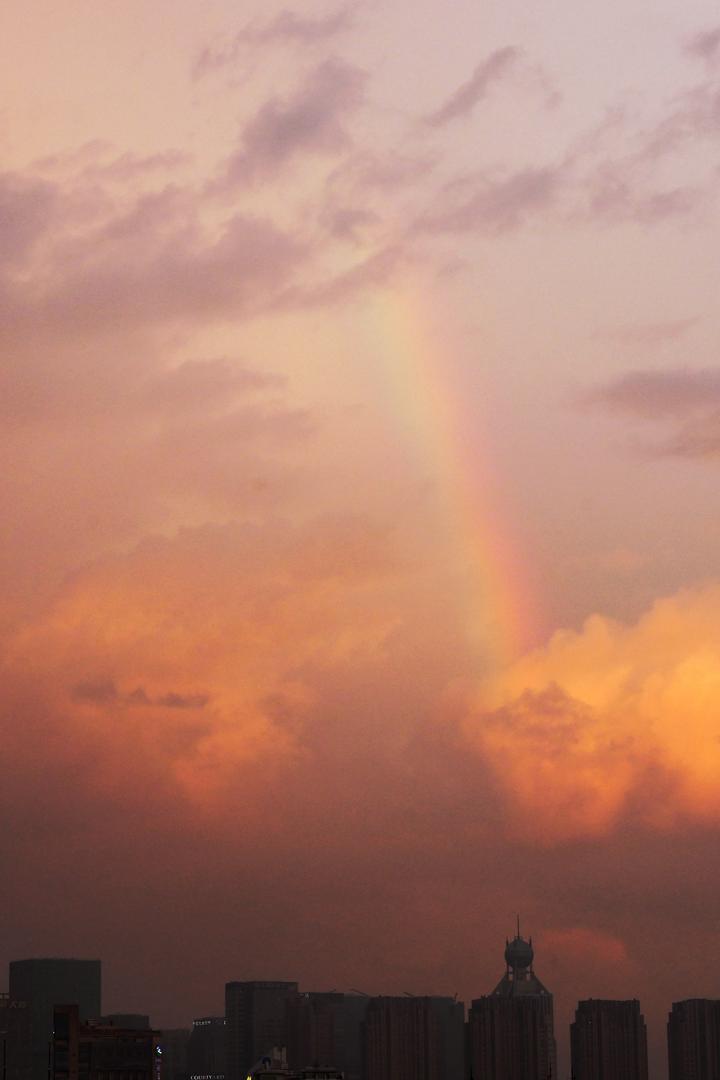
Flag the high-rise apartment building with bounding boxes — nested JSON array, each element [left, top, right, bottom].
[[225, 982, 298, 1080], [9, 959, 102, 1080], [362, 995, 464, 1080], [286, 993, 344, 1073], [570, 999, 648, 1080], [667, 999, 720, 1080], [467, 931, 556, 1080]]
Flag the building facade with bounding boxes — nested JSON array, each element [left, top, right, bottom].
[[225, 982, 298, 1080], [363, 996, 464, 1080], [570, 999, 648, 1080], [467, 932, 556, 1080], [51, 1005, 160, 1080], [188, 1017, 225, 1080], [1, 994, 33, 1080], [9, 959, 101, 1080], [286, 993, 344, 1073], [158, 1029, 190, 1080], [667, 999, 720, 1080]]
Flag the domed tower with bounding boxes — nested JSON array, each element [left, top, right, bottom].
[[467, 922, 557, 1079], [497, 919, 545, 994], [504, 930, 534, 981]]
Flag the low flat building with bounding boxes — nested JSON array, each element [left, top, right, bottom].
[[51, 1004, 160, 1080]]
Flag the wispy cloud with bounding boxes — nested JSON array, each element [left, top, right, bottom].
[[217, 59, 367, 187], [420, 165, 561, 233], [587, 368, 720, 459], [0, 171, 59, 263], [686, 25, 720, 64], [587, 368, 720, 419], [195, 5, 357, 77], [595, 318, 699, 347], [72, 679, 210, 710], [585, 168, 702, 224], [425, 47, 521, 127]]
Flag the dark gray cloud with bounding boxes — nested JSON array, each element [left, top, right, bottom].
[[72, 680, 209, 709], [2, 204, 306, 337], [420, 165, 561, 233], [587, 368, 720, 460], [276, 244, 403, 307], [588, 369, 720, 419], [0, 171, 59, 264], [425, 46, 521, 127], [195, 6, 357, 77], [686, 25, 720, 63], [218, 59, 367, 187], [633, 78, 720, 164], [327, 150, 437, 194], [585, 168, 702, 224], [596, 318, 699, 347]]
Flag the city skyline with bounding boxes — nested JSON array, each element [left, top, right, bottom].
[[3, 942, 720, 1079], [3, 2, 720, 1080]]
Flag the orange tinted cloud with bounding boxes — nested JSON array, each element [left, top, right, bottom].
[[462, 585, 720, 840], [3, 514, 407, 809], [542, 927, 630, 969]]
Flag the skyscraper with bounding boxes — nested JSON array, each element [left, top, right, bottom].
[[570, 999, 648, 1080], [466, 930, 556, 1080], [9, 959, 102, 1080], [667, 999, 720, 1080], [225, 982, 298, 1080], [362, 995, 464, 1080]]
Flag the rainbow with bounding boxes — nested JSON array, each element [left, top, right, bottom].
[[352, 282, 539, 669]]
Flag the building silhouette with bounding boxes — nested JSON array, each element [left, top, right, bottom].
[[338, 995, 369, 1080], [1, 993, 33, 1080], [158, 1028, 191, 1080], [466, 929, 556, 1080], [50, 1005, 160, 1080], [570, 999, 648, 1080], [188, 1017, 225, 1080], [362, 995, 464, 1080], [100, 1017, 150, 1031], [225, 982, 298, 1080], [667, 999, 720, 1080], [286, 993, 344, 1073], [8, 959, 101, 1080]]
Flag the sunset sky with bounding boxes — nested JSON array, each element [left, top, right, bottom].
[[3, 1, 720, 1075]]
